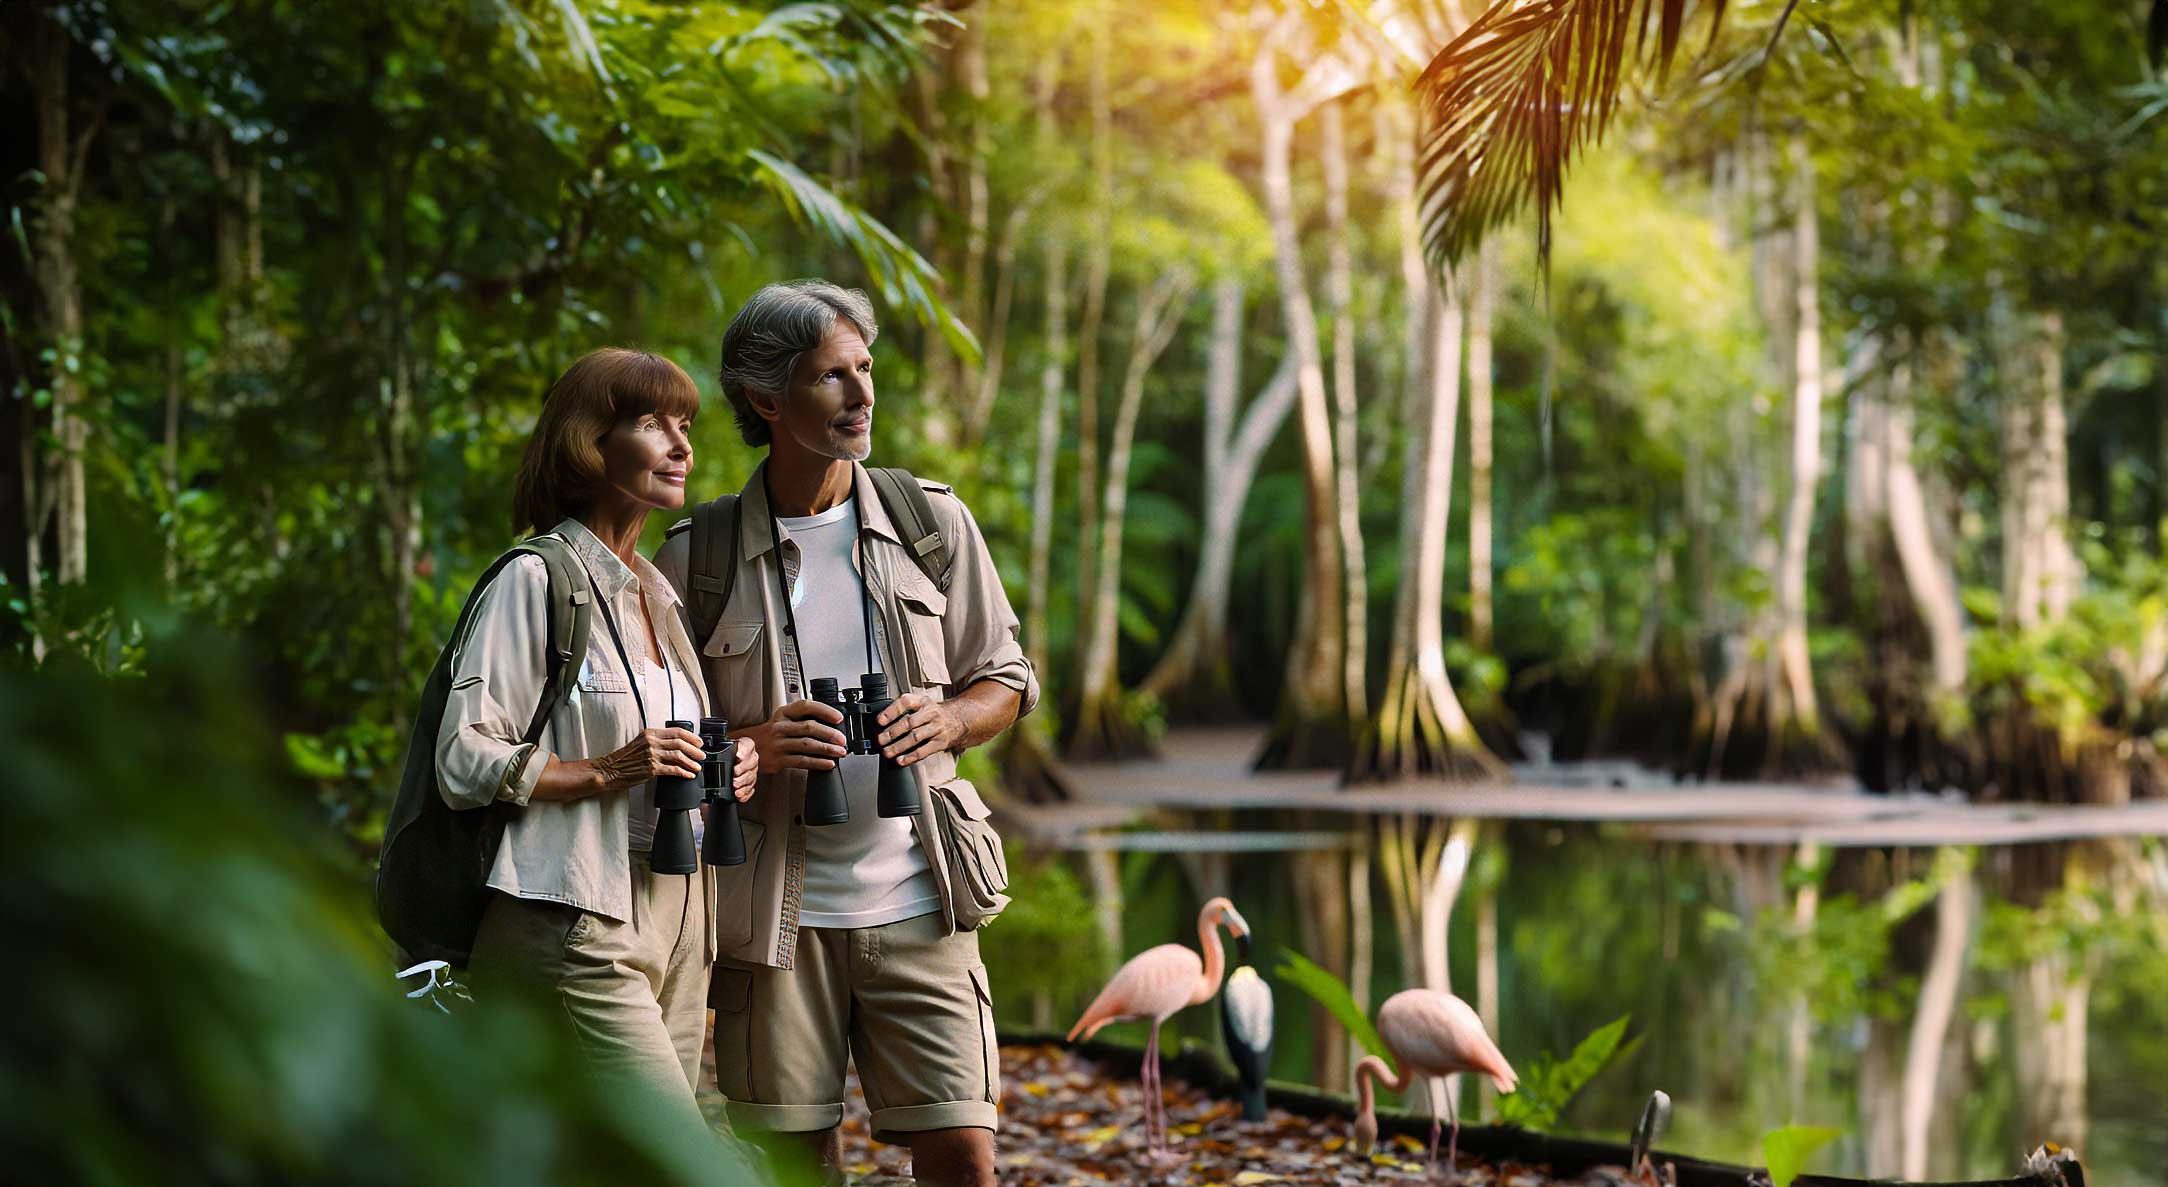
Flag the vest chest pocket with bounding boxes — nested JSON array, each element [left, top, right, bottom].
[[892, 569, 951, 689], [700, 619, 766, 717]]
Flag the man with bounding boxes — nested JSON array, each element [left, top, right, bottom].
[[655, 280, 1034, 1187]]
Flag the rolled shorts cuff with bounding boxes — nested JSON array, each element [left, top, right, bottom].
[[869, 1100, 1000, 1142], [722, 1100, 844, 1133]]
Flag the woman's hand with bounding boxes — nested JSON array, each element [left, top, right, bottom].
[[727, 735, 760, 801], [590, 725, 705, 793], [735, 699, 849, 774]]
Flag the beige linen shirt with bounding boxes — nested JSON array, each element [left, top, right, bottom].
[[436, 517, 716, 959], [654, 461, 1038, 970]]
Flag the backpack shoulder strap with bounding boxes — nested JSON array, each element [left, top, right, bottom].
[[675, 494, 741, 646], [869, 467, 953, 591], [511, 535, 594, 744]]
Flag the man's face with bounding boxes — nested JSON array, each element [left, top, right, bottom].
[[767, 321, 874, 462]]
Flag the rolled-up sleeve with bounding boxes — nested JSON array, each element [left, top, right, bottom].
[[940, 496, 1040, 717], [436, 555, 552, 809]]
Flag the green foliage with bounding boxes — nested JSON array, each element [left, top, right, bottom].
[[2, 634, 792, 1186], [1493, 1015, 1640, 1131], [1761, 1125, 1843, 1187], [981, 847, 1108, 1019], [1273, 951, 1392, 1074]]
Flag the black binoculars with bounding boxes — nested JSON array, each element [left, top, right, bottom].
[[801, 673, 923, 826], [651, 716, 747, 874]]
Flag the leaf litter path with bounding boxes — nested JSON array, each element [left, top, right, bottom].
[[819, 1043, 1616, 1187]]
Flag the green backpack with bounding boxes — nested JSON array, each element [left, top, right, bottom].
[[375, 535, 595, 968], [667, 467, 954, 643]]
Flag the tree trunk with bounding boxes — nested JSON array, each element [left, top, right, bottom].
[[1347, 846, 1374, 1084], [1323, 101, 1369, 731], [1885, 364, 1970, 701], [1073, 8, 1113, 632], [27, 12, 94, 590], [1900, 864, 1974, 1181], [1024, 54, 1065, 682], [1774, 141, 1823, 734], [1467, 239, 1496, 653], [1250, 18, 1359, 770], [1354, 285, 1505, 781], [1070, 274, 1195, 759], [1999, 307, 2078, 630], [1140, 285, 1299, 716]]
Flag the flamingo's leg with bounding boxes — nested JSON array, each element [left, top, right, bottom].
[[1424, 1077, 1442, 1167], [1446, 1114, 1461, 1176]]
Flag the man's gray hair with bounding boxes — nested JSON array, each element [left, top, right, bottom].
[[718, 280, 880, 446]]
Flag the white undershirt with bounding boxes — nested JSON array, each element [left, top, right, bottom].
[[626, 645, 703, 854], [780, 498, 940, 929]]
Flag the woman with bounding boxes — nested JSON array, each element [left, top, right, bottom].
[[435, 347, 758, 1115]]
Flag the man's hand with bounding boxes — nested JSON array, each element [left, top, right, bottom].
[[736, 699, 849, 774], [875, 691, 969, 768]]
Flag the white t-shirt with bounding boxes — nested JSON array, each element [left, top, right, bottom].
[[626, 644, 704, 854], [780, 498, 941, 929]]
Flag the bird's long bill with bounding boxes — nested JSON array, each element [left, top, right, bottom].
[[1222, 904, 1251, 938]]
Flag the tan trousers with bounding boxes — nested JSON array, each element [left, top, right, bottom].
[[471, 855, 711, 1118]]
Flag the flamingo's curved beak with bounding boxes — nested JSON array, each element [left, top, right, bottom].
[[1223, 904, 1251, 940]]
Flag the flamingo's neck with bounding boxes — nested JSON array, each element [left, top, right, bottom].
[[1196, 908, 1230, 1002], [1353, 1055, 1409, 1120]]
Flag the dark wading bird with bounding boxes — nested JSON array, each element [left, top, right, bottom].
[[1352, 988, 1517, 1176], [1218, 933, 1273, 1122], [1068, 896, 1251, 1165]]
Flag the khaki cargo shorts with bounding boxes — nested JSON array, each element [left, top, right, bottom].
[[709, 910, 998, 1143]]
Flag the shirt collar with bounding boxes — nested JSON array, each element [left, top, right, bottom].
[[735, 459, 902, 562], [552, 517, 640, 602]]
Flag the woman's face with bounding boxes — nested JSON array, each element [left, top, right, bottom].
[[597, 409, 694, 512]]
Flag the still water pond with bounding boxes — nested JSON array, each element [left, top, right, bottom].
[[991, 817, 2168, 1184]]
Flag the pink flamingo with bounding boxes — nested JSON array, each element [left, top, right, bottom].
[[1352, 988, 1517, 1176], [1067, 896, 1250, 1163]]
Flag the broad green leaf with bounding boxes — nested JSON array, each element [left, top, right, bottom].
[[1763, 1125, 1843, 1187], [1272, 952, 1392, 1074]]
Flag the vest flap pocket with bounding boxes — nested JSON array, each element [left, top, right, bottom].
[[703, 618, 764, 660], [937, 777, 993, 821], [893, 565, 949, 617]]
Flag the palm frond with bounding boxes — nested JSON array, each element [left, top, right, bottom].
[[549, 0, 614, 94], [749, 149, 981, 364], [1414, 0, 1729, 273]]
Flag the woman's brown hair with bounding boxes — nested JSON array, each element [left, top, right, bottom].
[[512, 349, 701, 533]]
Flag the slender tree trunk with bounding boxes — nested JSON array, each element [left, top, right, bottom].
[[1085, 848, 1123, 978], [1775, 141, 1824, 732], [1074, 7, 1113, 629], [1900, 864, 1974, 1181], [28, 13, 95, 589], [1322, 101, 1369, 731], [964, 202, 1030, 442], [1355, 285, 1504, 781], [1140, 284, 1299, 714], [1884, 366, 1969, 700], [1071, 275, 1195, 759], [1468, 239, 1496, 652], [1251, 18, 1359, 770], [1999, 306, 2078, 630], [1024, 55, 1065, 681]]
